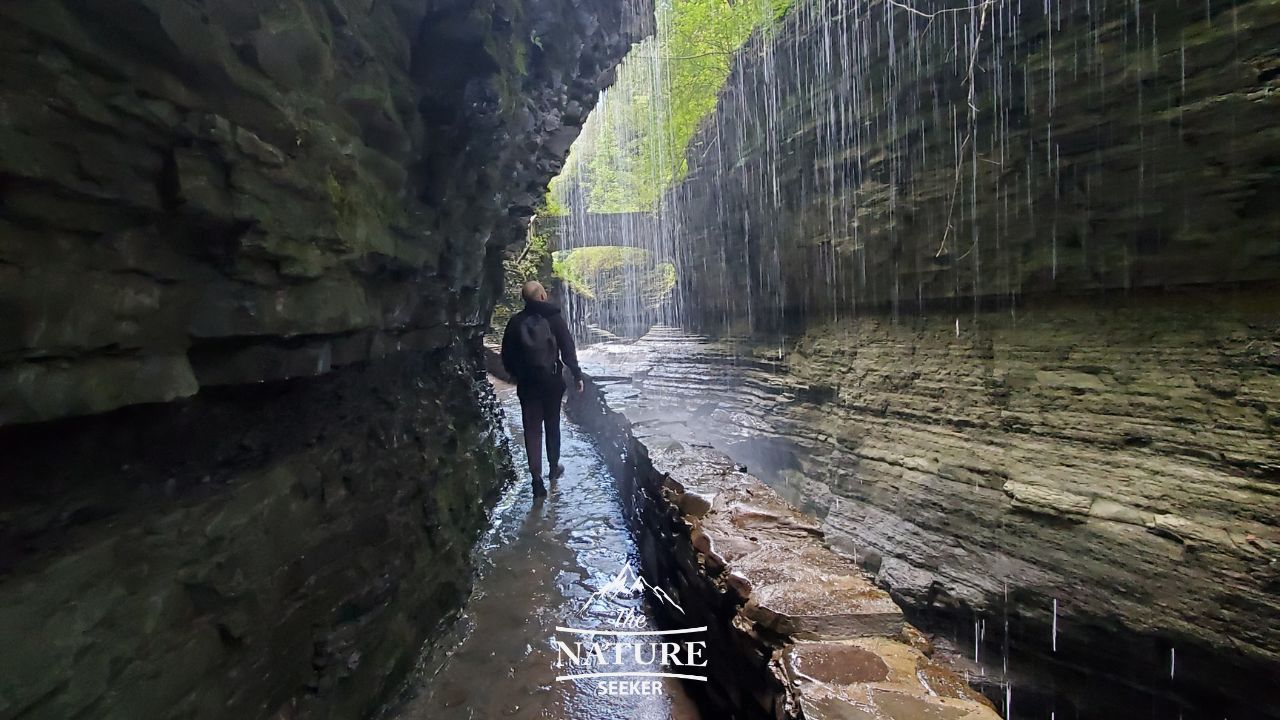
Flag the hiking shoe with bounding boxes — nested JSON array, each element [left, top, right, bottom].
[[549, 463, 566, 480], [532, 477, 548, 497]]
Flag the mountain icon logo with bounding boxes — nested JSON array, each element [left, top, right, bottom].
[[557, 562, 709, 690], [579, 562, 685, 616]]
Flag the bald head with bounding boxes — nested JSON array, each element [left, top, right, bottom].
[[520, 280, 548, 303]]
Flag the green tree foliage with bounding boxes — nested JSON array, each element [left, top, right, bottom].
[[664, 0, 792, 179], [493, 225, 555, 329], [550, 0, 792, 213], [554, 246, 677, 309]]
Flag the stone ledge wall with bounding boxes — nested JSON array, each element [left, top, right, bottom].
[[767, 287, 1280, 716], [672, 0, 1280, 326], [0, 1, 652, 716], [0, 346, 509, 720], [567, 374, 1002, 720], [0, 0, 650, 426]]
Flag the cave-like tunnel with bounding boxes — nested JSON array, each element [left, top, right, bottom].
[[1, 0, 1277, 719]]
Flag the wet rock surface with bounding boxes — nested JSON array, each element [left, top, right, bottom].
[[0, 347, 510, 720], [783, 639, 1002, 720], [0, 0, 651, 717], [648, 4, 1280, 710], [567, 367, 1001, 720], [672, 0, 1280, 323], [0, 0, 651, 424], [579, 306, 1280, 718], [387, 379, 698, 720]]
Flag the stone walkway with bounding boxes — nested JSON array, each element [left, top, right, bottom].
[[386, 379, 699, 720]]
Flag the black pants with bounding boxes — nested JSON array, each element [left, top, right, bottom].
[[517, 376, 565, 479]]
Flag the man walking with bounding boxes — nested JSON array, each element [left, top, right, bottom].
[[501, 281, 585, 496]]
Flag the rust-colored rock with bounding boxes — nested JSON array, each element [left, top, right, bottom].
[[783, 639, 998, 720]]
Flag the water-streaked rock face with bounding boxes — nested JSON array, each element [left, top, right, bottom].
[[0, 1, 649, 717], [671, 0, 1280, 325]]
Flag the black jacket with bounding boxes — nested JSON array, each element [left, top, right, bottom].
[[501, 299, 583, 385]]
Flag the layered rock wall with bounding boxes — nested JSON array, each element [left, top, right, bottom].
[[0, 347, 507, 719], [580, 310, 1278, 715], [773, 289, 1280, 715], [660, 0, 1280, 713], [0, 0, 649, 717], [674, 0, 1280, 324], [0, 0, 649, 423]]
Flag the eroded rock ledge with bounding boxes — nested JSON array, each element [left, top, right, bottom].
[[0, 345, 510, 720], [0, 0, 651, 426], [567, 375, 1002, 720]]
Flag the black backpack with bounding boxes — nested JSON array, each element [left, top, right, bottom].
[[517, 312, 559, 380]]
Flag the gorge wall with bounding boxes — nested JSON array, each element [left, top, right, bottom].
[[675, 0, 1280, 324], [664, 0, 1280, 714], [772, 291, 1279, 716], [0, 0, 648, 717]]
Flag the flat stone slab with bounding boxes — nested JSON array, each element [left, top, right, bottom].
[[648, 432, 995, 717], [748, 577, 904, 640], [783, 639, 1000, 719], [664, 467, 906, 640]]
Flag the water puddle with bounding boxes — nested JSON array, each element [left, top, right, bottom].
[[386, 379, 700, 720]]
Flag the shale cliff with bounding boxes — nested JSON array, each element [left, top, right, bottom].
[[0, 1, 648, 718], [663, 0, 1280, 715], [776, 292, 1280, 716], [676, 0, 1280, 322]]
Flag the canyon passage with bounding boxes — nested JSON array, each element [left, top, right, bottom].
[[0, 0, 1277, 719]]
